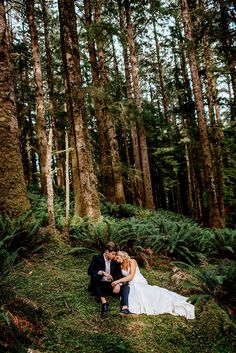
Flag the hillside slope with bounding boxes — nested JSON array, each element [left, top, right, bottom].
[[3, 237, 236, 353]]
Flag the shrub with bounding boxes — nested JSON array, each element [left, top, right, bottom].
[[186, 261, 236, 312], [200, 228, 236, 259]]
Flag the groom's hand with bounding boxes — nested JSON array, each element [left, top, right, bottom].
[[103, 272, 113, 281], [112, 283, 121, 294]]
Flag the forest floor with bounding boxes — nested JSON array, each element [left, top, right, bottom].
[[4, 236, 236, 353]]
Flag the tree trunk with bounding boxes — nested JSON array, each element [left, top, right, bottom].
[[58, 0, 100, 219], [152, 14, 170, 124], [84, 0, 115, 203], [180, 0, 223, 227], [46, 127, 55, 227], [65, 131, 70, 231], [26, 0, 48, 194], [117, 0, 143, 206], [219, 0, 236, 120], [124, 0, 155, 210], [94, 0, 125, 204], [41, 0, 65, 190], [202, 20, 225, 226], [22, 33, 38, 185], [0, 0, 30, 217]]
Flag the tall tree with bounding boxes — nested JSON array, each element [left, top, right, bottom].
[[179, 0, 224, 227], [25, 0, 48, 194], [93, 0, 125, 204], [41, 0, 65, 190], [218, 0, 236, 121], [124, 0, 155, 210], [84, 0, 125, 204], [117, 0, 143, 206], [201, 0, 225, 226], [0, 0, 30, 217], [151, 8, 170, 125], [58, 0, 100, 218], [84, 0, 115, 203]]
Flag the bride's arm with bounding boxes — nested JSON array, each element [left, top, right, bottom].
[[112, 259, 137, 286]]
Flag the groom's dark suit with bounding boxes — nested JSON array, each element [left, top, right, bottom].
[[88, 253, 129, 307]]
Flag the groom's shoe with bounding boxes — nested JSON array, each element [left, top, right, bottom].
[[119, 308, 132, 315], [101, 303, 109, 315]]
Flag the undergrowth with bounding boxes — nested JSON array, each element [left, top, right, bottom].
[[1, 190, 236, 352], [2, 237, 236, 353]]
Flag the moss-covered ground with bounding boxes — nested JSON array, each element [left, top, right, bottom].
[[4, 237, 236, 353]]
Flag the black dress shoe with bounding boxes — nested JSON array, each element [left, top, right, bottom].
[[119, 308, 132, 315], [101, 303, 109, 315]]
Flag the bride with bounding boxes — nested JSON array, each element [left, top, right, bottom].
[[112, 251, 195, 319]]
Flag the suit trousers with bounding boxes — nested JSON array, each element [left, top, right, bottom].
[[92, 280, 130, 307]]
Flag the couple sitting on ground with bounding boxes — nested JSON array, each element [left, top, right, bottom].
[[88, 241, 195, 319]]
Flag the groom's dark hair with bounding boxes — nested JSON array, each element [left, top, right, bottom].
[[104, 241, 118, 252]]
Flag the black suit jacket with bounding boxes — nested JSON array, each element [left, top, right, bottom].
[[88, 253, 122, 285]]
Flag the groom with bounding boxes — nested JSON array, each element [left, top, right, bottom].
[[88, 241, 131, 316]]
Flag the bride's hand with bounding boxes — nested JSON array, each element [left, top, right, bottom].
[[111, 280, 120, 287]]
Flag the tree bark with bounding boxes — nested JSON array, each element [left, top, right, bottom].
[[202, 18, 225, 226], [94, 0, 125, 204], [84, 0, 115, 203], [58, 0, 100, 219], [46, 127, 55, 227], [180, 0, 223, 227], [65, 131, 70, 231], [26, 0, 48, 194], [218, 0, 236, 121], [41, 0, 65, 190], [118, 0, 143, 206], [152, 14, 170, 124], [0, 0, 30, 217], [124, 0, 155, 210]]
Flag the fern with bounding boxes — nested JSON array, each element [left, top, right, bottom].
[[186, 262, 236, 310], [0, 213, 41, 284]]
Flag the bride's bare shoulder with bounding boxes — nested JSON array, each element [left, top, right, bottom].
[[130, 258, 137, 266]]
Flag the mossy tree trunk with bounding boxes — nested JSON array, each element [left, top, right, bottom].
[[0, 0, 30, 217]]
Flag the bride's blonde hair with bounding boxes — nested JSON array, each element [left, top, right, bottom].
[[117, 251, 131, 269]]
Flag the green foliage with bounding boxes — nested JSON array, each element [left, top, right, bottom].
[[69, 201, 236, 267], [103, 205, 207, 264], [186, 261, 236, 311], [69, 216, 107, 252], [0, 212, 42, 352], [0, 247, 19, 284], [0, 212, 40, 284], [200, 228, 236, 259], [136, 216, 204, 264], [101, 201, 151, 219], [29, 186, 71, 229]]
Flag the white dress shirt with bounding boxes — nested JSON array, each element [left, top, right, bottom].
[[98, 255, 111, 281]]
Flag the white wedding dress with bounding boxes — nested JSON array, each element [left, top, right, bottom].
[[122, 266, 195, 319]]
